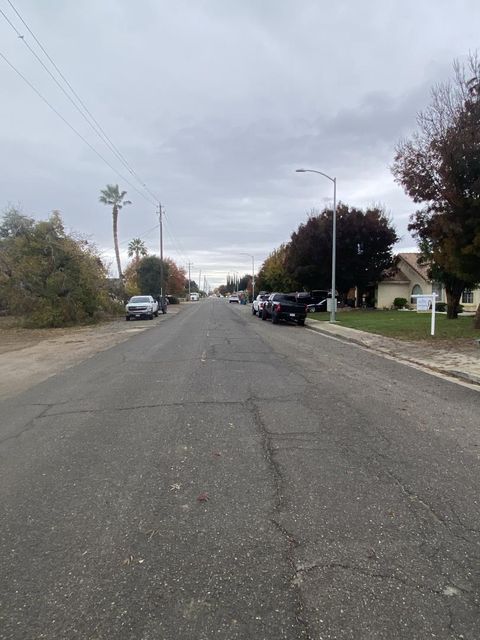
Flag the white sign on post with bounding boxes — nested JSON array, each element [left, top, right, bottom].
[[416, 296, 432, 312], [411, 293, 438, 336], [326, 298, 337, 312]]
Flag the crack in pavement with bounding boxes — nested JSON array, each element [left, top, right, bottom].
[[245, 393, 313, 639], [0, 399, 247, 444], [0, 403, 56, 445]]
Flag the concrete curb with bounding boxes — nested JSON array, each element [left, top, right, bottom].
[[305, 319, 480, 388]]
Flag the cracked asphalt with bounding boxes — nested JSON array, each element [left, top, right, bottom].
[[1, 298, 479, 639]]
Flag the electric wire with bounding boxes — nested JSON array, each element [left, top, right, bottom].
[[163, 213, 190, 264], [2, 0, 161, 204], [1, 3, 193, 265], [118, 223, 160, 247], [0, 49, 156, 206]]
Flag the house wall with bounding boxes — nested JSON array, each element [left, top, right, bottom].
[[399, 263, 430, 300], [376, 283, 410, 309], [377, 254, 480, 310]]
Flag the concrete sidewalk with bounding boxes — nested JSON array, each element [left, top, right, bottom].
[[306, 318, 480, 388]]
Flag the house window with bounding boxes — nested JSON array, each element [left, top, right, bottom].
[[411, 284, 422, 304], [462, 289, 473, 304]]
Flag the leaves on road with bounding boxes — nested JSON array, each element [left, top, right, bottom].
[[197, 492, 209, 503]]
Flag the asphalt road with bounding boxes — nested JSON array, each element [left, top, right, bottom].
[[1, 299, 479, 639]]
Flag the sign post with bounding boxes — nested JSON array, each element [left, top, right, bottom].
[[411, 293, 438, 336]]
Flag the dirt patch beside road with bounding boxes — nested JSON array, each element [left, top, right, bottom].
[[0, 309, 182, 400]]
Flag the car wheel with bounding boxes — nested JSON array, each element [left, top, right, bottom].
[[252, 307, 256, 315], [261, 310, 267, 321], [126, 316, 130, 321], [297, 318, 305, 326], [149, 313, 154, 320], [154, 310, 159, 317], [162, 308, 167, 314], [272, 312, 279, 324]]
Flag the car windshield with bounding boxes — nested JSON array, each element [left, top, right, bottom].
[[130, 296, 150, 303]]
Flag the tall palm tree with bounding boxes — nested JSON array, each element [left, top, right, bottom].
[[128, 238, 148, 263], [99, 184, 131, 279]]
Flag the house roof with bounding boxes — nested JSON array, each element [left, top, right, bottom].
[[379, 253, 430, 285], [397, 253, 430, 281], [381, 267, 410, 284]]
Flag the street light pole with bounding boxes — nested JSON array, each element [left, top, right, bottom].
[[296, 168, 337, 323], [158, 203, 165, 311]]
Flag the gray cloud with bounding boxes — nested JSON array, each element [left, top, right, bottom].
[[1, 0, 479, 286]]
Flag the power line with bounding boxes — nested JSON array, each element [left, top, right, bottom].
[[118, 223, 160, 247], [163, 212, 190, 264], [1, 1, 160, 204], [0, 49, 156, 205]]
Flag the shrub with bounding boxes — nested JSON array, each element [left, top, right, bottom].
[[436, 302, 447, 312], [393, 297, 408, 309], [0, 210, 113, 327]]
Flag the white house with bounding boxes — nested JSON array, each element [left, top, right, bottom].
[[376, 253, 480, 311]]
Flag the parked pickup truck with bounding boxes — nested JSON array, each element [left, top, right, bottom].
[[125, 295, 159, 320], [261, 293, 307, 326], [252, 293, 270, 315]]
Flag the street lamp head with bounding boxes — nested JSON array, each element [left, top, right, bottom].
[[295, 168, 306, 173]]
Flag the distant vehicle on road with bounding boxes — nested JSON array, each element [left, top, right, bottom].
[[229, 294, 240, 303], [125, 295, 158, 321], [262, 293, 307, 326], [189, 292, 200, 301], [252, 293, 270, 315]]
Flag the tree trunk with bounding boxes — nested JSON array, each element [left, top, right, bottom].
[[475, 303, 480, 330], [445, 284, 463, 319], [112, 206, 123, 280]]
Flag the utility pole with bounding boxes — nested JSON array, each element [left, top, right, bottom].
[[157, 203, 165, 311], [187, 262, 193, 297], [198, 270, 202, 294]]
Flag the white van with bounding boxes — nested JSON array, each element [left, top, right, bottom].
[[189, 292, 199, 301]]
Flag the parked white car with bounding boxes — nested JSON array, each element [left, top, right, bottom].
[[252, 293, 269, 315], [125, 295, 159, 320]]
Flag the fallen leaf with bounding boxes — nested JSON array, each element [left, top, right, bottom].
[[197, 492, 209, 502], [212, 451, 222, 457], [170, 483, 182, 491]]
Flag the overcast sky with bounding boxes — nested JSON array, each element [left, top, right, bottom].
[[1, 0, 479, 289]]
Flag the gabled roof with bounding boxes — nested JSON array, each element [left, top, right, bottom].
[[381, 267, 410, 284], [379, 253, 430, 285], [397, 253, 430, 281]]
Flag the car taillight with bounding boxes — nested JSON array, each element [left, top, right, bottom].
[[275, 303, 281, 312]]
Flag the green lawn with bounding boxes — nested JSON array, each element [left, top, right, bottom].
[[308, 310, 480, 341]]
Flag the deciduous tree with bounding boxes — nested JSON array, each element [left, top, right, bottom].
[[0, 208, 112, 326], [285, 205, 397, 299], [256, 244, 294, 293], [392, 53, 480, 321]]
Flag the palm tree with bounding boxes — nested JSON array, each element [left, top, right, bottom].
[[128, 238, 148, 263], [99, 184, 131, 279]]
